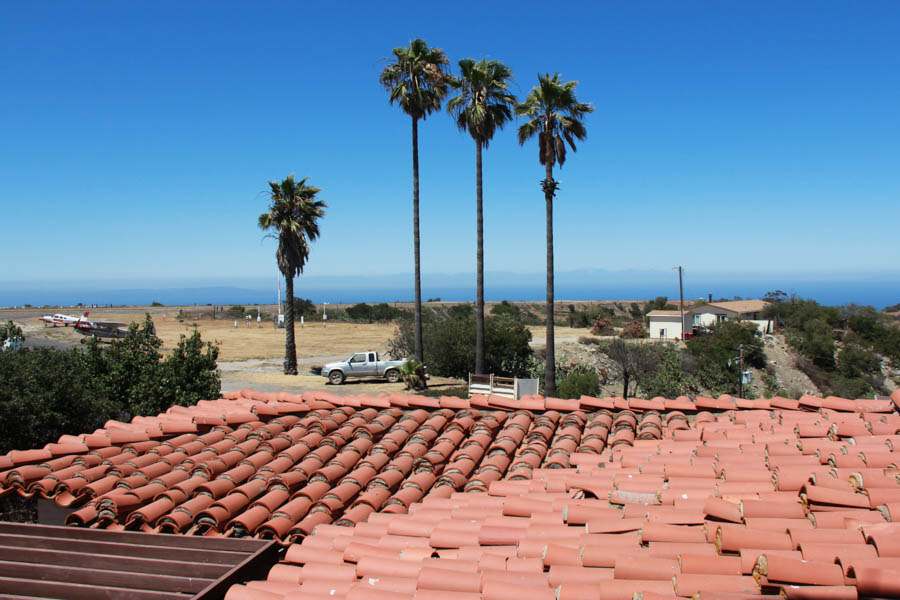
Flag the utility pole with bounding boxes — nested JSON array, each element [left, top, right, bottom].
[[674, 266, 685, 340], [738, 344, 744, 399]]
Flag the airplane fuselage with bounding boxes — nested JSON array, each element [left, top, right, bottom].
[[40, 313, 80, 327]]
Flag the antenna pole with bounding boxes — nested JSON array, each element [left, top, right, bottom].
[[676, 266, 685, 340]]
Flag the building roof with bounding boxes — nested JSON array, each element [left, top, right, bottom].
[[0, 521, 277, 599], [3, 388, 900, 599], [646, 310, 685, 317], [702, 300, 771, 314]]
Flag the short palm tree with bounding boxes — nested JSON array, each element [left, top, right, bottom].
[[258, 175, 326, 375], [516, 73, 593, 396], [447, 57, 516, 375], [380, 39, 450, 365]]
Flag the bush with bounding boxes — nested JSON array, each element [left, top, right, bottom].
[[844, 305, 900, 360], [836, 344, 882, 378], [621, 321, 646, 338], [591, 318, 615, 335], [0, 347, 115, 455], [569, 305, 614, 328], [164, 330, 220, 409], [795, 355, 831, 394], [1, 321, 24, 344], [293, 298, 318, 319], [491, 301, 542, 325], [388, 308, 532, 379], [151, 301, 164, 307], [245, 308, 267, 320], [557, 371, 600, 399], [685, 320, 765, 395], [799, 318, 836, 369], [599, 339, 660, 398], [491, 300, 522, 320], [226, 305, 245, 318], [640, 345, 700, 399], [0, 314, 220, 455], [346, 302, 408, 323], [829, 374, 874, 399]]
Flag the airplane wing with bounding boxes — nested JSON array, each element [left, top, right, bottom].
[[91, 320, 127, 328]]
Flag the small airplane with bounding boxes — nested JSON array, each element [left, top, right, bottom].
[[40, 313, 82, 327], [73, 312, 131, 342]]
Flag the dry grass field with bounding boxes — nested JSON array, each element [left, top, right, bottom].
[[15, 307, 398, 362], [6, 305, 596, 395]]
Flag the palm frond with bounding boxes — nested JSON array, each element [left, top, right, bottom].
[[259, 175, 326, 278], [517, 72, 592, 169], [381, 38, 450, 122]]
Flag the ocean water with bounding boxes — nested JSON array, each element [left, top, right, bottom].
[[2, 278, 898, 309]]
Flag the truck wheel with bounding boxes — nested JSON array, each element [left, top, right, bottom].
[[329, 370, 345, 385], [385, 369, 401, 384]]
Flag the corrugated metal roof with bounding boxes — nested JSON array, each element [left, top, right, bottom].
[[0, 521, 277, 599]]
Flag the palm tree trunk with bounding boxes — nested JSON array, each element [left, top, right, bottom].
[[412, 117, 424, 366], [283, 275, 297, 375], [544, 161, 556, 397], [475, 141, 485, 375]]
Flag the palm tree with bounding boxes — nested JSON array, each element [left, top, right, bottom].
[[380, 39, 450, 366], [447, 57, 516, 375], [258, 175, 326, 375], [516, 73, 593, 396]]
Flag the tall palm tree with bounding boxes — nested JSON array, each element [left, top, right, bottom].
[[380, 39, 450, 365], [258, 175, 326, 375], [447, 57, 516, 375], [516, 73, 593, 396]]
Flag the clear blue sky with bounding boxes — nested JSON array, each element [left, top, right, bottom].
[[2, 1, 898, 289]]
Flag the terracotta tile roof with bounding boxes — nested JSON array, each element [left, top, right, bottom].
[[4, 389, 900, 599]]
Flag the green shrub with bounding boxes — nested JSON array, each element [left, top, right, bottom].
[[491, 300, 522, 320], [829, 374, 874, 399], [569, 305, 614, 328], [389, 308, 532, 379], [557, 371, 600, 399], [293, 298, 319, 319], [0, 314, 219, 455], [686, 321, 765, 395], [0, 347, 115, 455], [640, 345, 700, 399], [346, 302, 408, 323], [836, 344, 882, 378], [799, 318, 836, 369]]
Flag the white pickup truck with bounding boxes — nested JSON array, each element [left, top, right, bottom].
[[321, 351, 407, 385]]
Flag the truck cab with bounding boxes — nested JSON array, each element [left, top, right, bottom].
[[321, 350, 406, 385]]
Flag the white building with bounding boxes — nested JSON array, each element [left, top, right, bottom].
[[646, 310, 693, 340], [648, 300, 774, 340]]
